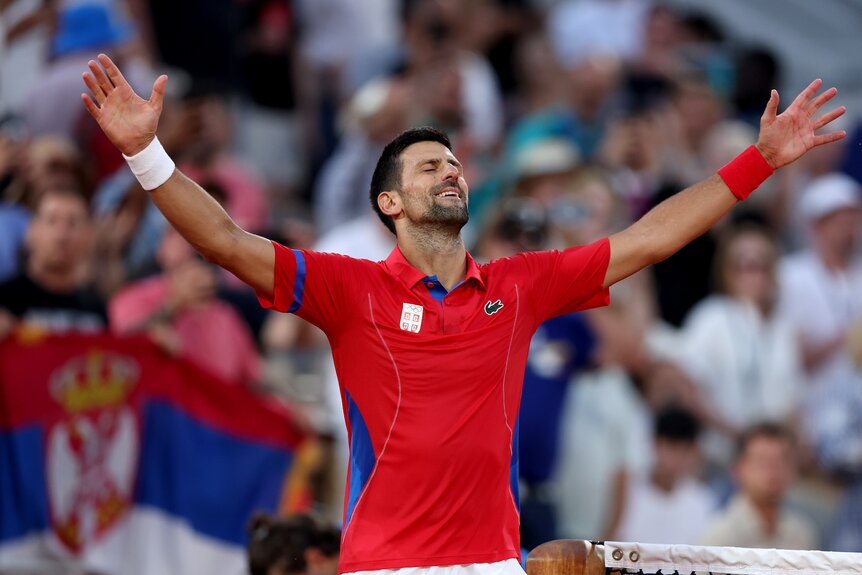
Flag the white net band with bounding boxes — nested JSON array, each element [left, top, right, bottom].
[[604, 541, 862, 575]]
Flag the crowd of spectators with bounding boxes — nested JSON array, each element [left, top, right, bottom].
[[2, 0, 862, 558]]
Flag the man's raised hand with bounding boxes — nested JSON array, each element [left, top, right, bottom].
[[755, 79, 846, 170], [81, 53, 168, 157]]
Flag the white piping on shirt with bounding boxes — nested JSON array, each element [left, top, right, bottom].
[[342, 293, 404, 543], [500, 285, 521, 515]]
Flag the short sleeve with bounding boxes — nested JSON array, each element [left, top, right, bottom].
[[521, 238, 611, 322], [255, 241, 359, 332]]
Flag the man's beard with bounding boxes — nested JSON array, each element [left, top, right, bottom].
[[421, 181, 469, 229], [425, 200, 469, 228]]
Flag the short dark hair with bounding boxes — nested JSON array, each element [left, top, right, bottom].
[[369, 126, 452, 235], [33, 187, 91, 216], [247, 513, 340, 575], [654, 405, 701, 442], [735, 422, 795, 461]]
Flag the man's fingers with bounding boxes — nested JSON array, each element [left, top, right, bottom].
[[791, 78, 822, 109], [807, 86, 838, 114], [813, 106, 846, 130], [89, 59, 114, 94], [762, 89, 779, 121], [82, 73, 106, 105], [149, 75, 169, 111], [81, 94, 101, 119], [813, 130, 847, 148], [98, 53, 129, 89]]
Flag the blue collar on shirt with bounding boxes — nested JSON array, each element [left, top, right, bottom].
[[423, 275, 466, 304]]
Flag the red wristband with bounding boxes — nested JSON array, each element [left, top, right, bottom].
[[717, 145, 774, 201]]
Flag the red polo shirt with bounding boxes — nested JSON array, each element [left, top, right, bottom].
[[257, 239, 611, 573]]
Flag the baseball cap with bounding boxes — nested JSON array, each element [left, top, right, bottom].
[[52, 3, 134, 57], [799, 173, 862, 223]]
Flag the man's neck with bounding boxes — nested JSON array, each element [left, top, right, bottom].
[[819, 248, 850, 273], [27, 261, 78, 293], [746, 495, 780, 536], [398, 227, 467, 291]]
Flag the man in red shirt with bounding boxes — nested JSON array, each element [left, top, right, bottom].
[[81, 54, 844, 575]]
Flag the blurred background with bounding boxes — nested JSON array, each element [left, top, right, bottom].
[[2, 0, 862, 573]]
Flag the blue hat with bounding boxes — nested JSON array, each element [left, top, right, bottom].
[[52, 3, 134, 57]]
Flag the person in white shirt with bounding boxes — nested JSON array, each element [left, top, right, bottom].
[[777, 173, 862, 472], [701, 423, 816, 550], [680, 224, 803, 469], [615, 406, 716, 544]]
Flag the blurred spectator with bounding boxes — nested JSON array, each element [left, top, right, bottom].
[[295, 0, 399, 164], [455, 0, 537, 112], [235, 0, 303, 219], [144, 0, 241, 88], [109, 225, 261, 385], [475, 199, 598, 549], [493, 137, 581, 238], [314, 0, 503, 232], [23, 2, 154, 181], [0, 0, 55, 116], [701, 423, 816, 549], [733, 46, 781, 128], [178, 88, 270, 232], [550, 362, 651, 541], [312, 81, 408, 232], [505, 52, 622, 166], [0, 187, 107, 334], [247, 513, 340, 575], [827, 476, 862, 552], [778, 174, 862, 474], [679, 224, 803, 469], [511, 32, 566, 120], [0, 113, 31, 282], [547, 0, 649, 69], [614, 406, 716, 544]]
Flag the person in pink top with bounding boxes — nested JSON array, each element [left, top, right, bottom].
[[110, 224, 261, 385]]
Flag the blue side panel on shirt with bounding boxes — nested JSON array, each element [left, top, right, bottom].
[[510, 414, 520, 512], [135, 401, 291, 545], [0, 425, 49, 542], [345, 391, 376, 530], [289, 249, 307, 313]]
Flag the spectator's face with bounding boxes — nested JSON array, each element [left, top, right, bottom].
[[157, 226, 197, 270], [674, 81, 721, 144], [736, 435, 796, 506], [393, 141, 469, 231], [27, 192, 92, 273], [404, 0, 459, 67], [654, 437, 699, 487], [723, 232, 776, 307], [813, 207, 862, 261], [23, 137, 84, 199]]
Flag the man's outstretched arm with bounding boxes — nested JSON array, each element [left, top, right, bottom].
[[81, 54, 275, 297], [603, 79, 846, 288]]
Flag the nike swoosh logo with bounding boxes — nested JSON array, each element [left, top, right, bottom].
[[484, 299, 504, 315]]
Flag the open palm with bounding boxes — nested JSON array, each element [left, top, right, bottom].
[[81, 54, 168, 157], [756, 79, 846, 170]]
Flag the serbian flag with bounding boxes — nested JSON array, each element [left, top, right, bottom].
[[0, 331, 314, 575]]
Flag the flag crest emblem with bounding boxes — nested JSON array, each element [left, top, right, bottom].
[[400, 303, 424, 333]]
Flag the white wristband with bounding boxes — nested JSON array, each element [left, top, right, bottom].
[[122, 136, 176, 191]]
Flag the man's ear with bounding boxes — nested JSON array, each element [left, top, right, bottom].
[[378, 190, 402, 218]]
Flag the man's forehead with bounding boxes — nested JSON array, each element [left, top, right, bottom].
[[37, 193, 89, 217], [401, 141, 458, 164]]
